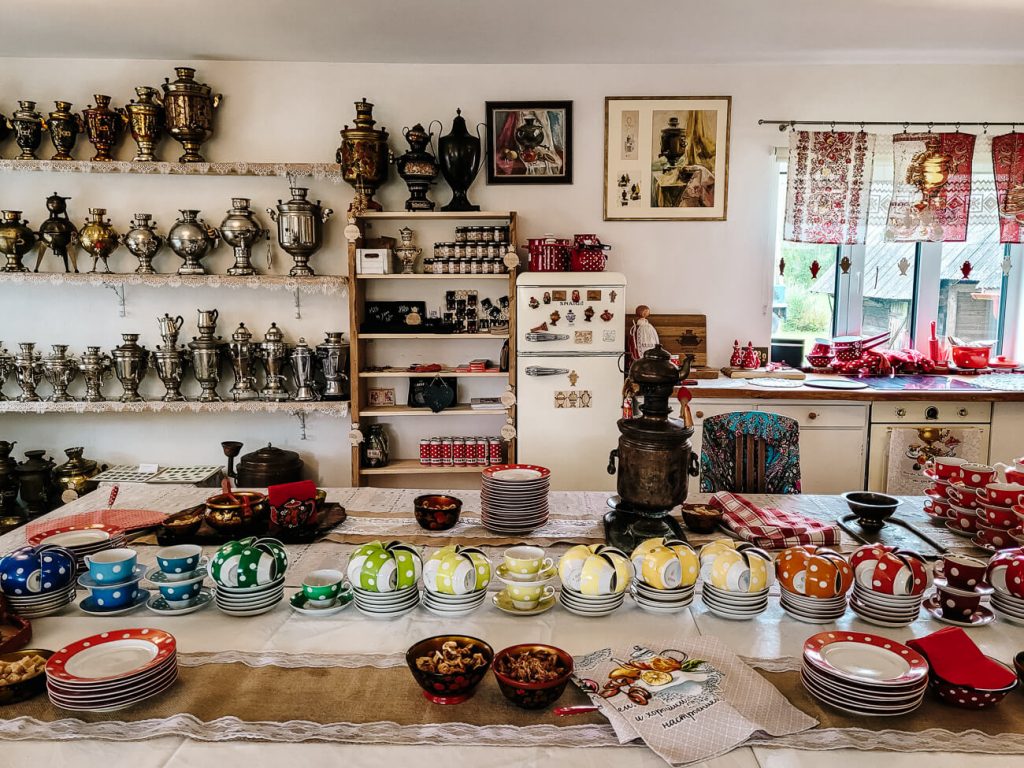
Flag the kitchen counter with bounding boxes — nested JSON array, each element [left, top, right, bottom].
[[688, 374, 1024, 401]]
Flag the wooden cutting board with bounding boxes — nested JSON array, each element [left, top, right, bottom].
[[624, 312, 717, 377]]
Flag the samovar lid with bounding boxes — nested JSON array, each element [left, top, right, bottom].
[[232, 322, 253, 342], [263, 322, 284, 342]]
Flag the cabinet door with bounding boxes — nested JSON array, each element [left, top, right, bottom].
[[798, 428, 866, 494]]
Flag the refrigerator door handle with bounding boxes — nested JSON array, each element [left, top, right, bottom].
[[525, 332, 571, 342], [525, 366, 571, 377]]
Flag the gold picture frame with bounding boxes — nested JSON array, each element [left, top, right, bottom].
[[604, 96, 731, 221]]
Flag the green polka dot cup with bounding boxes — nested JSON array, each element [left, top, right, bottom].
[[358, 548, 398, 592], [462, 547, 492, 591], [502, 546, 553, 577], [391, 546, 422, 590], [302, 569, 347, 607], [346, 541, 385, 584]]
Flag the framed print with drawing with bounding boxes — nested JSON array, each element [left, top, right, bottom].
[[604, 96, 731, 221], [486, 100, 573, 184]]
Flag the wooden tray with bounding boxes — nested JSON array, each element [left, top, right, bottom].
[[151, 503, 347, 546]]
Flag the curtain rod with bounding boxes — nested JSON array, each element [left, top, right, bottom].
[[758, 119, 1022, 132]]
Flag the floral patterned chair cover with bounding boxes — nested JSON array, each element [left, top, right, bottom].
[[699, 411, 801, 494]]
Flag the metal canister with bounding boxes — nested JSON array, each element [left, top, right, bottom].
[[475, 437, 488, 465], [453, 438, 466, 465], [419, 439, 431, 466], [429, 437, 442, 466], [441, 437, 454, 466]]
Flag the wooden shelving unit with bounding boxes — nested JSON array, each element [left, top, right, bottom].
[[348, 210, 518, 486]]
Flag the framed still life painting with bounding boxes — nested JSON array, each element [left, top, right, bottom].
[[485, 100, 573, 184], [604, 96, 731, 221]]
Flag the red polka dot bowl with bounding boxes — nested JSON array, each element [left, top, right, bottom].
[[406, 635, 493, 705], [929, 660, 1019, 709]]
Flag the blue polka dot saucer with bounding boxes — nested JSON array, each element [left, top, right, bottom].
[[79, 587, 151, 616], [145, 564, 208, 586], [77, 564, 147, 590]]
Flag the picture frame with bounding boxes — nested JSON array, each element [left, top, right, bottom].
[[604, 96, 731, 221], [485, 100, 573, 184], [368, 387, 396, 407]]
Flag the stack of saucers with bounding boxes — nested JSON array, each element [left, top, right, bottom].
[[629, 538, 699, 614], [776, 546, 853, 623], [848, 545, 928, 627], [27, 523, 126, 572], [801, 630, 929, 716], [421, 545, 491, 617], [557, 545, 631, 618], [352, 585, 420, 618], [480, 464, 550, 533], [558, 586, 625, 617], [1, 545, 78, 618], [698, 541, 773, 620], [987, 547, 1024, 625], [210, 537, 288, 616], [348, 540, 422, 618]]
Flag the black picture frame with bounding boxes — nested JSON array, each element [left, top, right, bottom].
[[485, 100, 573, 184]]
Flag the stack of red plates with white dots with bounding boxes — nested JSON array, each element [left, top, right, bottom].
[[801, 630, 929, 717], [45, 628, 178, 712], [480, 464, 551, 533], [28, 523, 126, 572]]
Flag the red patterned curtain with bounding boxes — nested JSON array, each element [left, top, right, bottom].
[[784, 130, 875, 244], [992, 132, 1024, 243], [885, 132, 976, 242]]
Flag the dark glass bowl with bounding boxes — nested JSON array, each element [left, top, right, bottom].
[[842, 491, 900, 530], [406, 634, 493, 704], [492, 643, 574, 710]]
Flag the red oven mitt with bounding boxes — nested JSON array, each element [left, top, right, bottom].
[[267, 480, 317, 507], [907, 627, 1017, 688]]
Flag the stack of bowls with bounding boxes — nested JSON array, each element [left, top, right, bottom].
[[0, 546, 77, 618], [146, 544, 212, 616], [923, 553, 994, 627], [210, 537, 288, 616], [77, 547, 149, 615], [290, 569, 353, 616], [848, 545, 928, 627], [348, 540, 422, 618], [493, 546, 557, 616], [629, 537, 699, 613], [421, 545, 491, 616], [776, 546, 853, 623], [480, 464, 551, 533], [987, 547, 1024, 624], [698, 540, 773, 619], [557, 545, 630, 617]]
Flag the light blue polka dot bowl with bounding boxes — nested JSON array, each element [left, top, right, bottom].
[[158, 579, 204, 607], [87, 580, 139, 608], [156, 544, 203, 579], [84, 548, 138, 585]]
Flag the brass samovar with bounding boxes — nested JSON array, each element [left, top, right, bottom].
[[337, 98, 390, 212], [161, 67, 221, 162]]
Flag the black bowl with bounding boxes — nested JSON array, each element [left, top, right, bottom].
[[842, 491, 900, 530], [413, 495, 462, 531], [406, 634, 493, 704], [492, 643, 574, 710]]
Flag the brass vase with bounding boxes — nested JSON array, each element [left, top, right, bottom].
[[45, 101, 83, 161], [79, 208, 119, 273], [161, 67, 221, 163], [336, 99, 390, 212], [124, 86, 165, 162], [81, 95, 125, 162], [10, 101, 44, 160]]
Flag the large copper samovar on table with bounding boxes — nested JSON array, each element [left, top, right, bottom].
[[605, 344, 696, 551]]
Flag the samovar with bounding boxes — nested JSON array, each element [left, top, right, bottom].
[[316, 332, 349, 401], [0, 441, 22, 517], [157, 313, 185, 348], [168, 209, 219, 275], [45, 101, 83, 161], [336, 98, 390, 212], [152, 346, 188, 402], [13, 343, 44, 402], [605, 345, 696, 551], [438, 108, 484, 212], [658, 116, 687, 168], [396, 123, 439, 211], [394, 226, 421, 274], [17, 450, 57, 516], [79, 346, 112, 402], [42, 344, 79, 402], [218, 198, 267, 276], [0, 343, 12, 401], [81, 95, 125, 162], [53, 447, 103, 502], [188, 309, 224, 402], [226, 322, 259, 401], [124, 86, 164, 162], [259, 322, 290, 401], [10, 101, 43, 160], [267, 187, 333, 277], [120, 213, 163, 274], [161, 66, 221, 162], [111, 333, 150, 402], [0, 211, 36, 272], [35, 194, 79, 273], [79, 208, 119, 273], [290, 338, 318, 402]]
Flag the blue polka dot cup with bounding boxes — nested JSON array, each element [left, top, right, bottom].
[[0, 545, 76, 595], [301, 569, 346, 607], [84, 548, 138, 584], [158, 579, 204, 608], [156, 544, 204, 580], [88, 581, 141, 609]]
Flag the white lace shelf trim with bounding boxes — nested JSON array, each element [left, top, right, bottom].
[[0, 159, 345, 182], [0, 401, 348, 416], [0, 272, 347, 295]]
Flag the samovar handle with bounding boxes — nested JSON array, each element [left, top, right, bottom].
[[427, 119, 442, 160], [210, 308, 219, 325], [266, 206, 278, 222], [607, 448, 618, 476], [212, 93, 223, 110], [174, 315, 184, 331], [688, 453, 700, 477], [321, 206, 334, 224]]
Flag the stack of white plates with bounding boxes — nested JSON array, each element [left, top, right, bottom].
[[558, 586, 625, 617], [780, 587, 848, 624], [701, 583, 769, 620], [421, 589, 488, 617], [801, 630, 929, 716], [480, 464, 550, 533], [6, 585, 77, 618], [630, 581, 695, 614], [849, 583, 923, 627], [27, 523, 126, 572], [353, 585, 420, 618], [214, 576, 285, 616], [990, 586, 1024, 625], [45, 627, 178, 712]]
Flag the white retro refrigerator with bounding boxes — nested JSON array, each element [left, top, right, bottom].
[[515, 273, 626, 491]]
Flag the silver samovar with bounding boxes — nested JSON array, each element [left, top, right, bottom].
[[111, 333, 150, 402], [121, 214, 163, 274], [316, 331, 349, 401], [42, 344, 79, 402], [168, 209, 219, 275], [226, 322, 259, 401], [0, 343, 12, 401], [153, 313, 187, 401], [124, 86, 164, 162], [218, 198, 267, 276], [161, 67, 221, 163], [259, 322, 290, 401], [79, 346, 112, 402], [157, 313, 184, 348], [290, 338, 318, 402], [267, 187, 333, 277], [13, 343, 44, 402], [188, 309, 224, 402]]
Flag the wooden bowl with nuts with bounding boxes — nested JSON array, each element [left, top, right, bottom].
[[0, 649, 52, 705]]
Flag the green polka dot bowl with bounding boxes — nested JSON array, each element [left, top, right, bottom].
[[210, 537, 288, 588]]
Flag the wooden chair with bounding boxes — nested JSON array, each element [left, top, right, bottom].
[[699, 411, 802, 494]]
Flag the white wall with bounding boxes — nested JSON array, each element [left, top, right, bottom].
[[1, 58, 1022, 486]]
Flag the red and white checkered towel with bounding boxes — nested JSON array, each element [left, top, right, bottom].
[[708, 492, 840, 550]]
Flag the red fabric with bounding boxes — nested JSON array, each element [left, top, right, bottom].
[[25, 509, 164, 538], [907, 627, 1017, 688], [708, 492, 840, 550], [267, 480, 317, 507], [831, 348, 936, 376], [992, 132, 1024, 243]]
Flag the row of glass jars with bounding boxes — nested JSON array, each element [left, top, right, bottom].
[[434, 241, 507, 260], [423, 256, 505, 275], [454, 225, 509, 243]]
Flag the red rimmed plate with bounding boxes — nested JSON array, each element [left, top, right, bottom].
[[28, 523, 125, 549], [45, 653, 176, 693], [46, 658, 177, 699], [802, 631, 929, 686], [45, 628, 176, 683], [48, 668, 178, 712], [482, 464, 551, 482]]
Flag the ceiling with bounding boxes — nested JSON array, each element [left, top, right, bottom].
[[5, 0, 1024, 65]]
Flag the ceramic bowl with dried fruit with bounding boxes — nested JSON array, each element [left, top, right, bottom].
[[406, 635, 493, 705], [0, 649, 52, 705], [413, 495, 462, 531], [680, 504, 724, 534], [492, 643, 574, 709]]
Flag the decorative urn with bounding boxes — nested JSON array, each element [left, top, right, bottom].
[[16, 450, 57, 516], [79, 208, 119, 273], [111, 333, 150, 402], [0, 343, 12, 401], [267, 187, 333, 277], [42, 344, 79, 402], [336, 98, 390, 212], [438, 108, 484, 212], [79, 346, 113, 402], [226, 322, 259, 401], [45, 101, 83, 161], [0, 441, 22, 517], [396, 123, 439, 211], [658, 116, 687, 168], [316, 331, 349, 401], [124, 86, 165, 162], [9, 101, 44, 160], [290, 338, 318, 402], [13, 343, 44, 402], [168, 209, 219, 275], [395, 226, 421, 274], [188, 309, 224, 402], [121, 213, 164, 274], [53, 447, 103, 502], [161, 67, 221, 162], [81, 95, 126, 162], [0, 211, 37, 272], [259, 322, 290, 401], [218, 198, 267, 276], [36, 194, 79, 273]]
